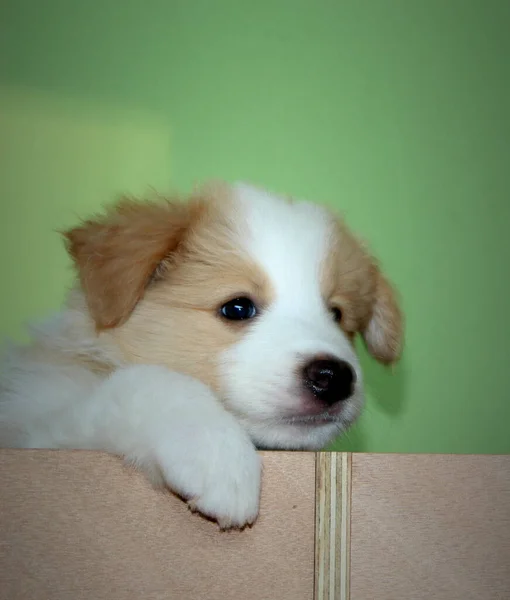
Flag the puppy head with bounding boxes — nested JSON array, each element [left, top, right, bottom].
[[65, 182, 403, 450]]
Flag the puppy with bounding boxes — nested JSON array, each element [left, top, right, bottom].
[[0, 181, 402, 528]]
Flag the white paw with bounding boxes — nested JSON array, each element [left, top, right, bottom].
[[157, 428, 262, 530]]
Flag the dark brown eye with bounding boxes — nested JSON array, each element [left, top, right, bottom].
[[220, 297, 257, 321], [331, 307, 343, 323]]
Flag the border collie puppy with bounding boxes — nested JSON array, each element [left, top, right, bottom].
[[0, 182, 402, 528]]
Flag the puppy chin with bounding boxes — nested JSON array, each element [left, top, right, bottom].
[[238, 393, 364, 451], [246, 420, 343, 450]]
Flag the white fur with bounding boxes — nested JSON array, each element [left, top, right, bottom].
[[0, 183, 366, 528], [220, 183, 363, 449]]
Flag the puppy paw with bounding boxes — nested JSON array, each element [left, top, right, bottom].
[[158, 429, 262, 530]]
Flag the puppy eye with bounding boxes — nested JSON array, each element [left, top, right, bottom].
[[331, 307, 343, 323], [220, 297, 257, 321]]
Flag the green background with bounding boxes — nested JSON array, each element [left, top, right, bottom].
[[1, 0, 509, 454]]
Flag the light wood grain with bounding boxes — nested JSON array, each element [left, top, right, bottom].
[[314, 452, 351, 600]]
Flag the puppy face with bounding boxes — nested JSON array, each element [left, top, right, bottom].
[[65, 182, 402, 450]]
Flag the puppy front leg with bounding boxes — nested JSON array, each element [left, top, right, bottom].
[[83, 365, 261, 529]]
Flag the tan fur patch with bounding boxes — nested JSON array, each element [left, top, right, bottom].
[[364, 271, 403, 364], [63, 196, 205, 330], [320, 216, 377, 333], [321, 214, 403, 364], [108, 195, 274, 392]]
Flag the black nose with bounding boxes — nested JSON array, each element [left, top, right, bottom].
[[302, 358, 356, 405]]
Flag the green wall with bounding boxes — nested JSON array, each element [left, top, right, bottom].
[[1, 0, 509, 454]]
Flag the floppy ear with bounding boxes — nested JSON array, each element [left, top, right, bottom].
[[361, 269, 403, 365], [63, 197, 198, 330]]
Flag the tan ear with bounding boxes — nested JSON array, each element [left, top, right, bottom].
[[63, 197, 198, 330], [362, 270, 403, 364]]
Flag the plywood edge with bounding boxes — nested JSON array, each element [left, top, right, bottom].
[[314, 452, 352, 600]]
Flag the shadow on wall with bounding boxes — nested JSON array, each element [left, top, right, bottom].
[[363, 352, 408, 419]]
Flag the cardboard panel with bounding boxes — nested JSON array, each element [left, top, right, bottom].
[[0, 450, 316, 600], [350, 454, 510, 600]]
